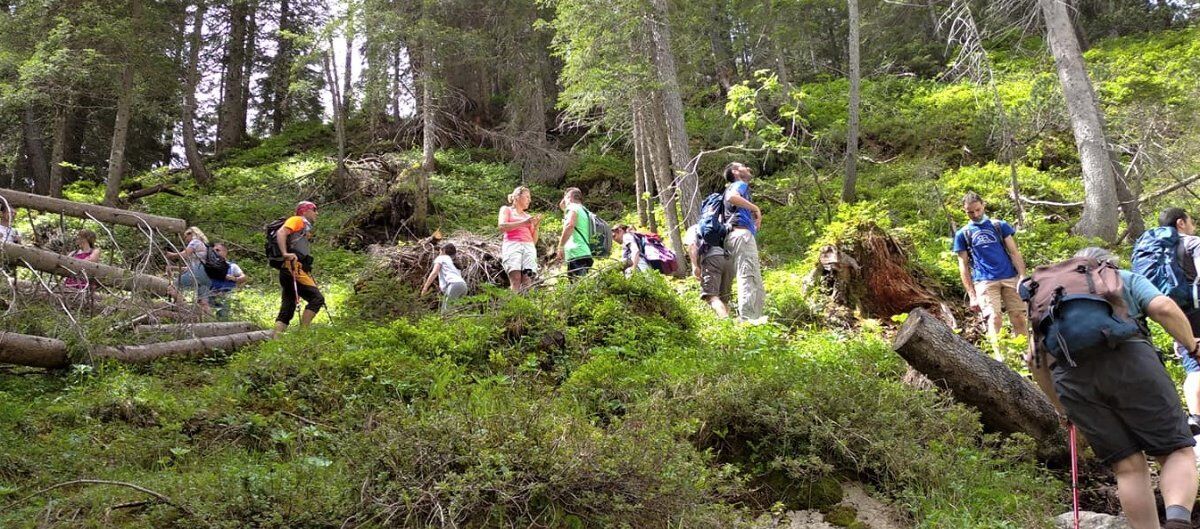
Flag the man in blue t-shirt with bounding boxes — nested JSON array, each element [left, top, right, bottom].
[[722, 162, 765, 323], [951, 192, 1028, 356]]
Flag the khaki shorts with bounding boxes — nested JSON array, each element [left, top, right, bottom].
[[974, 276, 1024, 319]]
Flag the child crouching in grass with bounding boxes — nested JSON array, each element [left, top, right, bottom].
[[421, 243, 468, 313]]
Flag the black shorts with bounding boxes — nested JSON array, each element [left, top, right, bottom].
[[566, 257, 593, 280], [1052, 338, 1195, 465], [699, 253, 733, 302]]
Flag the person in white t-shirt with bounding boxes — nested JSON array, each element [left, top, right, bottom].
[[612, 225, 652, 275], [0, 203, 22, 244], [421, 243, 468, 313]]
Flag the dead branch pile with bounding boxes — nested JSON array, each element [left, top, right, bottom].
[[809, 222, 957, 326], [366, 232, 509, 291]]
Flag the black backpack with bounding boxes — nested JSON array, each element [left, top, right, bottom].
[[201, 243, 229, 281], [264, 217, 288, 269]]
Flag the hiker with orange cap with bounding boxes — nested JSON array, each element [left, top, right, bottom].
[[272, 201, 325, 336]]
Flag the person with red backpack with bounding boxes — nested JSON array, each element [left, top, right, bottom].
[[952, 191, 1028, 359], [1134, 208, 1200, 436], [1025, 247, 1200, 529], [271, 201, 325, 337]]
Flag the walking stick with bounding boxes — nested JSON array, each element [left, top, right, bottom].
[[1069, 423, 1080, 529]]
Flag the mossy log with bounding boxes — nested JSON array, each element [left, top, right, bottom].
[[0, 242, 171, 296], [0, 331, 69, 369], [0, 187, 186, 233], [91, 330, 272, 364], [892, 308, 1066, 459], [134, 322, 258, 338]]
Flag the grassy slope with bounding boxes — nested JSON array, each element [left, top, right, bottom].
[[4, 26, 1199, 528]]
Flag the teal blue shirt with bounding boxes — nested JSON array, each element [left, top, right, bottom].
[[1120, 269, 1164, 320]]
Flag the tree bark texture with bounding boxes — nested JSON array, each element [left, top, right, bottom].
[[647, 0, 699, 226], [1039, 0, 1119, 243], [0, 188, 186, 233], [48, 99, 74, 198], [892, 308, 1066, 458], [0, 331, 69, 369], [103, 61, 135, 206], [134, 321, 259, 338], [216, 0, 250, 153], [182, 2, 212, 186], [641, 96, 687, 275], [842, 0, 860, 203], [0, 242, 172, 296], [92, 330, 272, 363], [21, 106, 50, 195], [633, 110, 649, 227], [269, 0, 293, 134]]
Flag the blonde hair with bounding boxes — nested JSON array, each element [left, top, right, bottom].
[[184, 226, 208, 244], [507, 186, 530, 206]]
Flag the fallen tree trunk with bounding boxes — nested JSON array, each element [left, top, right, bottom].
[[92, 330, 272, 364], [134, 322, 258, 338], [1, 242, 171, 296], [0, 187, 186, 233], [892, 308, 1066, 459], [122, 183, 183, 203], [0, 332, 69, 369]]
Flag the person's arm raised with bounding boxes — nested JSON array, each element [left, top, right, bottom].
[[497, 207, 531, 232]]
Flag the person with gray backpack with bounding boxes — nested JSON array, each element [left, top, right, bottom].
[[1024, 247, 1200, 529], [556, 188, 611, 280]]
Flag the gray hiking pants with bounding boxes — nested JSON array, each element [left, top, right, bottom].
[[725, 228, 765, 321], [441, 282, 468, 313]]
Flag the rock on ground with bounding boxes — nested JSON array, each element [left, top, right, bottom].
[[751, 482, 910, 529], [1054, 511, 1131, 529]]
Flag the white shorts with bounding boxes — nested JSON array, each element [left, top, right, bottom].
[[501, 241, 538, 275]]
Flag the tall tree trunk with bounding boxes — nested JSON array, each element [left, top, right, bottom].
[[707, 2, 735, 95], [842, 0, 860, 203], [216, 0, 249, 153], [21, 106, 50, 195], [342, 12, 353, 120], [240, 1, 257, 132], [103, 64, 135, 206], [415, 40, 435, 233], [647, 0, 698, 226], [48, 101, 73, 198], [320, 44, 347, 192], [765, 0, 790, 93], [1039, 0, 1118, 242], [643, 94, 687, 275], [269, 0, 292, 134], [633, 109, 649, 227], [182, 2, 212, 186]]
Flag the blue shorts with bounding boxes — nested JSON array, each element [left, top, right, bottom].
[[1174, 309, 1200, 373]]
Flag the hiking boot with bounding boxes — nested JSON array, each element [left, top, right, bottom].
[[1163, 519, 1194, 529], [1189, 414, 1200, 436]]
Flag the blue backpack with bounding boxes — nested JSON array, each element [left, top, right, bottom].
[[696, 191, 730, 248], [1131, 226, 1197, 310]]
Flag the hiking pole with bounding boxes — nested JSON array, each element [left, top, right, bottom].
[[1069, 423, 1080, 529]]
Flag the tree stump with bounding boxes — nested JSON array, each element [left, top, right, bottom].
[[893, 308, 1066, 459]]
